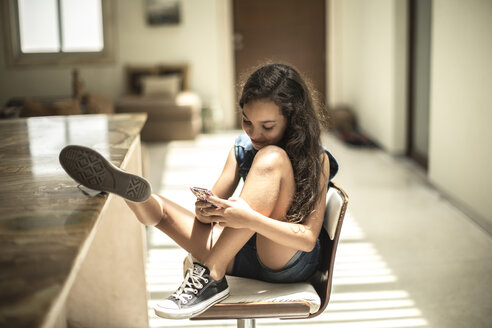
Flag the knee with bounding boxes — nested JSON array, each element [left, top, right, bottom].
[[250, 145, 292, 174]]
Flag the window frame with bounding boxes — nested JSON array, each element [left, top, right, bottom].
[[1, 0, 115, 66]]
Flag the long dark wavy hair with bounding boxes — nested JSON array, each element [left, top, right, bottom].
[[239, 63, 327, 223]]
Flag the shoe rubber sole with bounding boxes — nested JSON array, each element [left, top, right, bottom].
[[154, 288, 230, 320], [59, 145, 151, 202]]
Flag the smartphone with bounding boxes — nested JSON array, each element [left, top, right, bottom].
[[190, 186, 218, 207], [190, 186, 213, 200]]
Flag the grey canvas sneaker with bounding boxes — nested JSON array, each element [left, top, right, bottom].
[[59, 145, 151, 202], [154, 263, 230, 319]]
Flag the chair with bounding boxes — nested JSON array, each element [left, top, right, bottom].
[[191, 182, 349, 327]]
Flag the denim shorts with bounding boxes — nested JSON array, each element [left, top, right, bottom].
[[231, 234, 321, 283]]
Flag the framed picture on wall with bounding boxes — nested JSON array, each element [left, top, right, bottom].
[[146, 0, 181, 25]]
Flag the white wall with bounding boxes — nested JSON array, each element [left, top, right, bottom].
[[328, 0, 408, 154], [329, 0, 492, 229], [428, 0, 492, 229], [0, 0, 236, 128]]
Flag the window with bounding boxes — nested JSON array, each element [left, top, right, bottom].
[[2, 0, 114, 66]]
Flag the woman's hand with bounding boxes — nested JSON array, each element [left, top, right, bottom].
[[194, 200, 217, 224], [203, 196, 256, 229]]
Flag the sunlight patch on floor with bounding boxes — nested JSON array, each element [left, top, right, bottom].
[[311, 215, 429, 328]]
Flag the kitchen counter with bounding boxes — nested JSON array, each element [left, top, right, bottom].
[[0, 113, 149, 328]]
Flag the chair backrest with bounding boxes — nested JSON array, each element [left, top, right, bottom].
[[307, 182, 348, 318]]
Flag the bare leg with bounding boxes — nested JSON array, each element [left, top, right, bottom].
[[59, 144, 220, 264], [203, 145, 297, 280], [127, 145, 296, 280], [148, 145, 297, 319], [126, 195, 215, 262]]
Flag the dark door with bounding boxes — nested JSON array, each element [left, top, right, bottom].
[[233, 0, 326, 127], [407, 0, 432, 169]]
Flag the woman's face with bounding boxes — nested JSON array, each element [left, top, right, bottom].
[[241, 99, 287, 150]]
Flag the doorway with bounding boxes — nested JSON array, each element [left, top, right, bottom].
[[232, 0, 326, 127], [407, 0, 432, 169]]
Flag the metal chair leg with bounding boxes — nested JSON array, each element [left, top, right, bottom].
[[237, 318, 256, 328]]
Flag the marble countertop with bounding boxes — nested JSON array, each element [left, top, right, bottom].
[[0, 113, 147, 327]]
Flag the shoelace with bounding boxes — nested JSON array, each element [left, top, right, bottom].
[[172, 268, 209, 304]]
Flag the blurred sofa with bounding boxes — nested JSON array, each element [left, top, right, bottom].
[[116, 64, 202, 142]]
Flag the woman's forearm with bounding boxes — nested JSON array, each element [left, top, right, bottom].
[[212, 147, 240, 199], [247, 210, 320, 252]]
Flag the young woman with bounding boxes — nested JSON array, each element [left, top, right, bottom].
[[59, 63, 338, 319]]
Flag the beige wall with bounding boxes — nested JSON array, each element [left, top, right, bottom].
[[329, 0, 492, 229], [0, 0, 236, 128], [428, 0, 492, 230], [328, 0, 408, 154]]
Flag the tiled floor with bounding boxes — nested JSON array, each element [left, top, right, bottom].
[[143, 131, 492, 328]]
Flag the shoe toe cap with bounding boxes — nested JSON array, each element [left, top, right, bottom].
[[155, 299, 180, 311]]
